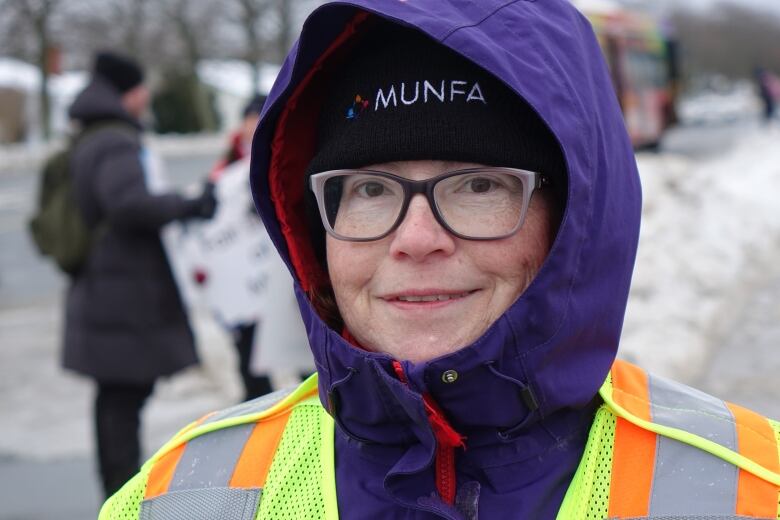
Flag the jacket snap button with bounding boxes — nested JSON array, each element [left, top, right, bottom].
[[442, 370, 459, 384]]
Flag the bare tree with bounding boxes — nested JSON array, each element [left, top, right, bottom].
[[670, 2, 780, 84], [0, 0, 63, 139], [226, 0, 321, 94], [153, 0, 229, 131], [232, 0, 274, 95], [157, 0, 225, 74]]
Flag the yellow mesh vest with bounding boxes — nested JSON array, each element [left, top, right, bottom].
[[101, 368, 780, 520], [99, 377, 336, 520]]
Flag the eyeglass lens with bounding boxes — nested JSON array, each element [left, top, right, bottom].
[[320, 170, 528, 240]]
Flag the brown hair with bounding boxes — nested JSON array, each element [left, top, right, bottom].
[[308, 283, 344, 332]]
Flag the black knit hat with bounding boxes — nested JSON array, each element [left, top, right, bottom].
[[94, 52, 144, 94], [243, 94, 267, 117], [307, 21, 566, 183], [304, 20, 567, 262]]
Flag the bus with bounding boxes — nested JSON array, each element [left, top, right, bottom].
[[576, 1, 680, 148]]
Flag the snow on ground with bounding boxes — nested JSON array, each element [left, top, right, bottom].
[[2, 122, 779, 461], [677, 81, 762, 125], [621, 124, 780, 378], [0, 302, 241, 460], [0, 57, 88, 142]]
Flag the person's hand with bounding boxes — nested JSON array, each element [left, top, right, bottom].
[[184, 182, 218, 220]]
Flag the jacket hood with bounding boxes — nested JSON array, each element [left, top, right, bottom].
[[68, 76, 140, 128], [250, 0, 640, 450]]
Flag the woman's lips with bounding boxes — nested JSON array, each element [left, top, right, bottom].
[[394, 292, 471, 302], [381, 290, 478, 308]]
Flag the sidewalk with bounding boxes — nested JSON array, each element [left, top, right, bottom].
[[0, 300, 243, 520], [0, 456, 101, 520]]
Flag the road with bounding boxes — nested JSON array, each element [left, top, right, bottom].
[[1, 119, 778, 519]]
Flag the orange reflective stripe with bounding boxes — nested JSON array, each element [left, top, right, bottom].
[[145, 443, 187, 499], [230, 409, 293, 489], [726, 402, 780, 518], [610, 360, 652, 421], [608, 361, 655, 518], [144, 414, 213, 499], [608, 416, 656, 517]]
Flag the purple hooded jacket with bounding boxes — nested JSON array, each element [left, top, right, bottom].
[[249, 1, 641, 518]]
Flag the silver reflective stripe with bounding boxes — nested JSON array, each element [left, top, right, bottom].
[[168, 423, 255, 492], [610, 515, 777, 520], [140, 487, 261, 520], [647, 374, 739, 516], [204, 387, 295, 424]]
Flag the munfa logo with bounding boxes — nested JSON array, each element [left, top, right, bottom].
[[346, 94, 370, 120], [375, 80, 486, 110], [346, 80, 487, 120]]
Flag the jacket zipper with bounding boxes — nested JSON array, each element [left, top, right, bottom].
[[392, 360, 465, 506]]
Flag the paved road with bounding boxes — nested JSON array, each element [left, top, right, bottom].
[[0, 457, 101, 520]]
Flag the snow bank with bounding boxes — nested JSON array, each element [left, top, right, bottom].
[[0, 57, 87, 142], [621, 125, 780, 379], [678, 82, 762, 125]]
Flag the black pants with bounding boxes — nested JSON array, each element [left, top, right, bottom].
[[233, 323, 273, 400], [95, 381, 154, 498]]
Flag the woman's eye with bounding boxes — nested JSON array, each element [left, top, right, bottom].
[[464, 177, 497, 193], [356, 181, 387, 197]]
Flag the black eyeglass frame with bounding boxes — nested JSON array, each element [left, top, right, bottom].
[[309, 167, 549, 242]]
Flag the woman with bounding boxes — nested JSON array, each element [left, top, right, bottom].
[[209, 94, 276, 400], [101, 2, 780, 519]]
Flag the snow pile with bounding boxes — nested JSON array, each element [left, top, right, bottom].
[[0, 58, 41, 90], [621, 125, 780, 379], [0, 57, 87, 141], [678, 81, 761, 125]]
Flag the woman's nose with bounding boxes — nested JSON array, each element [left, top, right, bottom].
[[389, 194, 456, 261]]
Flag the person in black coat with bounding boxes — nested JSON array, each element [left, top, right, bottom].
[[755, 67, 777, 123], [63, 52, 217, 497]]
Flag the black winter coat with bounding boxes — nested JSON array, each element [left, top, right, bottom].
[[63, 78, 198, 383]]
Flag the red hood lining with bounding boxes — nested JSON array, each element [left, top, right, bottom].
[[269, 11, 372, 299]]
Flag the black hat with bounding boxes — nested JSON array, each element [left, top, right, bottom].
[[94, 51, 144, 94], [307, 21, 566, 189], [243, 94, 267, 117]]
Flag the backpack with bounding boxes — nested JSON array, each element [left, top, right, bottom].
[[28, 122, 134, 276]]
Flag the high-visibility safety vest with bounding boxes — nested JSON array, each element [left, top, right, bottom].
[[100, 360, 780, 520]]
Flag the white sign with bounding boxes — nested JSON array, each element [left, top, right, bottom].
[[144, 152, 313, 376]]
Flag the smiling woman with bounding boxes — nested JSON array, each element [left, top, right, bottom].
[[101, 2, 780, 519], [323, 160, 557, 363]]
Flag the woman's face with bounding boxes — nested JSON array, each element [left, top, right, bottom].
[[326, 160, 556, 363]]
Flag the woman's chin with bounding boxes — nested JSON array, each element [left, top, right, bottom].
[[369, 329, 474, 364]]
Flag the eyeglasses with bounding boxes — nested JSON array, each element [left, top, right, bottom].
[[309, 167, 548, 241]]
